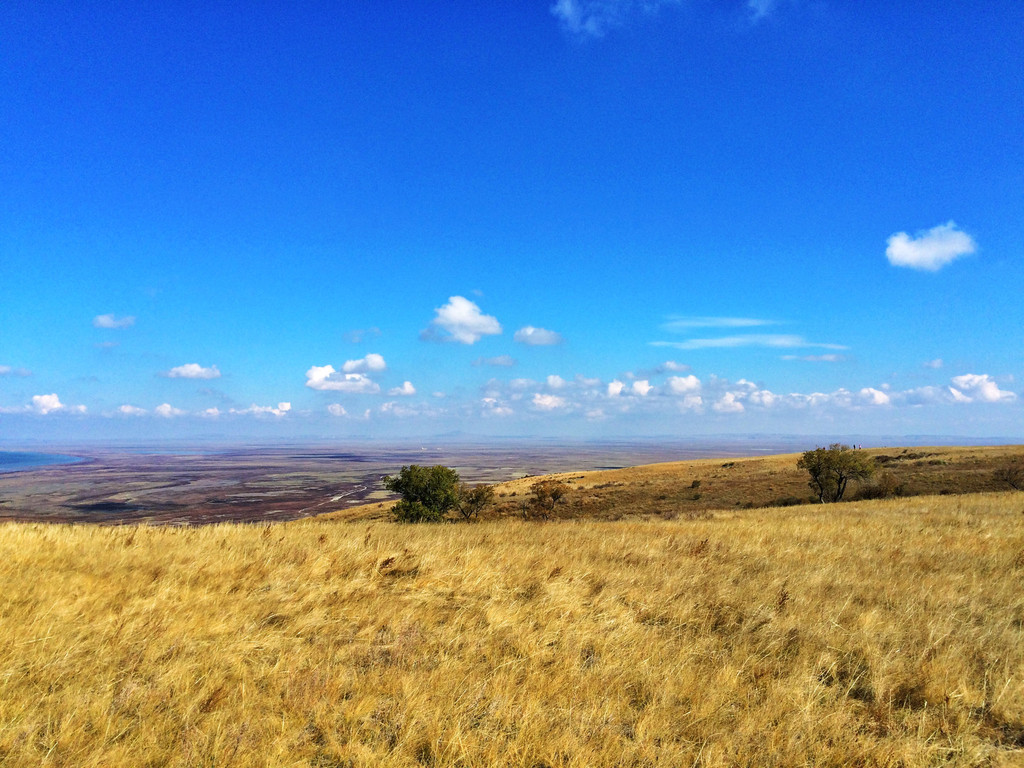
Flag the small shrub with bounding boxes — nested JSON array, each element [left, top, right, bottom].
[[994, 462, 1024, 491], [772, 496, 805, 507], [854, 470, 905, 500]]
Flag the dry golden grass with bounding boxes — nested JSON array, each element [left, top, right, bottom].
[[2, 492, 1024, 766]]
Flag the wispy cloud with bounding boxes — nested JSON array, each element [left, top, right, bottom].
[[473, 355, 517, 367], [781, 354, 847, 362], [661, 316, 776, 333], [886, 221, 976, 271], [93, 313, 135, 329], [0, 365, 31, 377], [343, 327, 381, 343], [421, 296, 502, 344], [514, 326, 563, 346], [652, 335, 846, 351], [162, 363, 221, 380], [551, 0, 682, 39], [746, 0, 778, 22]]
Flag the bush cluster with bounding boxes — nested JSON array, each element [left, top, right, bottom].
[[383, 465, 494, 523]]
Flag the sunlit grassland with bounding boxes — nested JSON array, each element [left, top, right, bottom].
[[1, 493, 1023, 766]]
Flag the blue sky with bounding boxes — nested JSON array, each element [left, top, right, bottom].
[[2, 1, 1022, 441]]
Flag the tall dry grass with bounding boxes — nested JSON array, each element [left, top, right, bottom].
[[1, 493, 1022, 766]]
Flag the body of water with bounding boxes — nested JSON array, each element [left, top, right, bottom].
[[0, 451, 84, 473]]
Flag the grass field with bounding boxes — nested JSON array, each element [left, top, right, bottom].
[[2, 486, 1023, 765]]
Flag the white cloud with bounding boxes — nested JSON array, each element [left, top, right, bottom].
[[201, 407, 221, 418], [118, 404, 147, 416], [163, 363, 221, 380], [422, 296, 501, 344], [231, 402, 291, 417], [32, 393, 82, 415], [342, 353, 386, 373], [327, 404, 347, 417], [547, 374, 567, 389], [532, 393, 567, 411], [305, 365, 380, 393], [93, 313, 135, 329], [0, 365, 31, 377], [948, 387, 973, 404], [712, 393, 744, 413], [154, 403, 185, 418], [514, 326, 563, 346], [0, 394, 85, 415], [607, 380, 625, 397], [653, 335, 846, 351], [748, 389, 780, 407], [666, 374, 701, 395], [388, 381, 416, 396], [949, 373, 1015, 403], [924, 358, 944, 369], [858, 388, 891, 406], [886, 221, 976, 271], [631, 380, 652, 396], [474, 355, 516, 367]]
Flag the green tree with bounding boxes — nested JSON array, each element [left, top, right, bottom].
[[383, 465, 461, 523], [797, 444, 876, 503]]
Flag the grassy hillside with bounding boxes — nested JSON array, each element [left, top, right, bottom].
[[2, 491, 1023, 766], [322, 444, 1024, 523]]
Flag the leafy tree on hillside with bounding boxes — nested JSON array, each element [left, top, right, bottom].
[[530, 479, 570, 518], [384, 465, 461, 522], [457, 482, 495, 520], [797, 444, 876, 503]]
